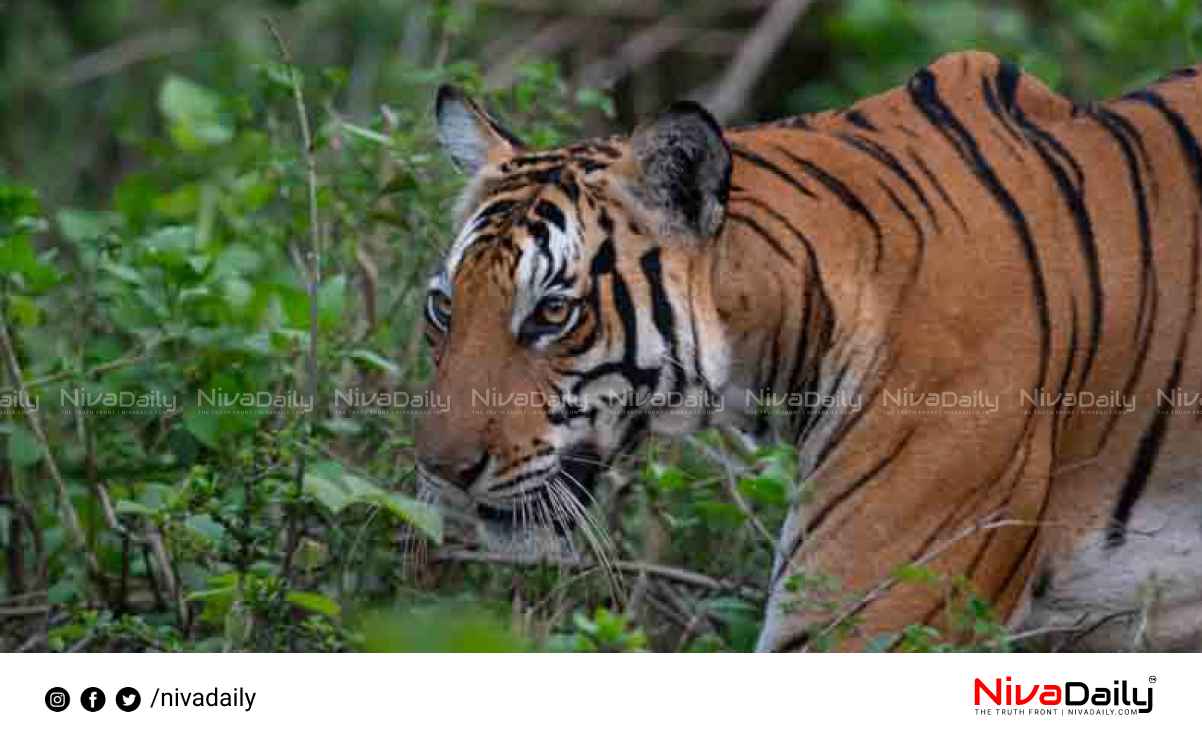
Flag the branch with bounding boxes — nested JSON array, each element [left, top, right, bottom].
[[434, 548, 764, 598], [694, 0, 816, 122], [484, 18, 594, 89], [51, 27, 199, 88], [263, 18, 321, 405], [0, 301, 102, 597], [577, 18, 692, 89], [264, 17, 322, 554]]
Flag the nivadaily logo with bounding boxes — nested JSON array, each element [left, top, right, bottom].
[[974, 675, 1155, 716]]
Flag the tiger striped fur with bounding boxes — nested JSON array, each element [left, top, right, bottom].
[[416, 51, 1202, 651]]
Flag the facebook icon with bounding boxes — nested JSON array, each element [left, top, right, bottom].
[[81, 687, 106, 712]]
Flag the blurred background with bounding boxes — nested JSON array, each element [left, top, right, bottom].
[[0, 1, 1199, 652], [7, 0, 1202, 208]]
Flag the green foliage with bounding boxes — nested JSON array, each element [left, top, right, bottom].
[[550, 607, 648, 652]]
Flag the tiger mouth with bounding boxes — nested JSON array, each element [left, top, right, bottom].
[[475, 492, 573, 535], [474, 445, 602, 535]]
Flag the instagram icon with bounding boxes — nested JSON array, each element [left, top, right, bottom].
[[44, 687, 70, 712]]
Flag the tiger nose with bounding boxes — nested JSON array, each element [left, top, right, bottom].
[[425, 451, 489, 491]]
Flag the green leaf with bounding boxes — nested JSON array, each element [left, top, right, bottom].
[[182, 408, 222, 449], [0, 233, 59, 290], [342, 472, 443, 542], [317, 275, 347, 330], [302, 464, 443, 542], [98, 258, 145, 286], [370, 492, 443, 544], [340, 121, 392, 146], [6, 294, 41, 327], [303, 472, 354, 514], [347, 349, 400, 375], [56, 209, 121, 244], [6, 426, 42, 467], [158, 75, 233, 150], [184, 513, 226, 542], [645, 462, 687, 493], [286, 591, 341, 618], [575, 87, 616, 119], [114, 499, 155, 517], [737, 473, 788, 507], [892, 563, 940, 585]]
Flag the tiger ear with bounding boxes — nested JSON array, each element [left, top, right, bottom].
[[621, 101, 732, 240], [434, 85, 525, 175]]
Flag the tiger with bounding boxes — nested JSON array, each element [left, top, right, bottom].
[[415, 50, 1202, 651]]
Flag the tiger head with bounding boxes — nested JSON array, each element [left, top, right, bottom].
[[415, 86, 734, 554]]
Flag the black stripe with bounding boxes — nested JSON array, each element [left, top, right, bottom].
[[773, 147, 885, 271], [990, 70, 1104, 404], [808, 343, 891, 473], [533, 199, 566, 231], [1089, 106, 1159, 450], [1124, 89, 1202, 200], [729, 195, 818, 255], [907, 66, 1052, 421], [907, 147, 969, 231], [836, 133, 940, 232], [731, 145, 817, 199], [640, 248, 685, 397], [1100, 103, 1160, 202], [877, 178, 926, 291], [729, 196, 834, 420], [474, 199, 519, 225], [569, 235, 659, 394], [979, 62, 1028, 149], [1108, 214, 1201, 545], [1052, 296, 1079, 446], [845, 109, 879, 132], [725, 212, 798, 265], [1101, 84, 1202, 538], [773, 427, 915, 587]]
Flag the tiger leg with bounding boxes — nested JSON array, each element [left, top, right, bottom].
[[757, 410, 1056, 652]]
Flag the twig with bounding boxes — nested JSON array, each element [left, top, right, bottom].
[[51, 27, 199, 88], [145, 525, 183, 625], [577, 17, 691, 89], [16, 631, 46, 652], [809, 514, 1040, 645], [694, 0, 816, 122], [434, 548, 764, 598], [0, 589, 47, 605], [0, 337, 162, 400], [484, 18, 593, 89], [264, 18, 322, 540], [1050, 609, 1139, 652], [0, 605, 50, 617], [68, 632, 95, 653], [0, 301, 102, 597], [689, 432, 779, 557], [76, 412, 136, 540], [1, 458, 23, 597], [263, 17, 321, 405]]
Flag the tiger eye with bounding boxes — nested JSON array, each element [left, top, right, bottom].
[[536, 297, 571, 326]]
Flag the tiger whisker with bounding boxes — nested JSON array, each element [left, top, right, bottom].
[[552, 473, 623, 597], [548, 479, 618, 597]]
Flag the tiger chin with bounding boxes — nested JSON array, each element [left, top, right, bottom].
[[416, 51, 1202, 652]]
